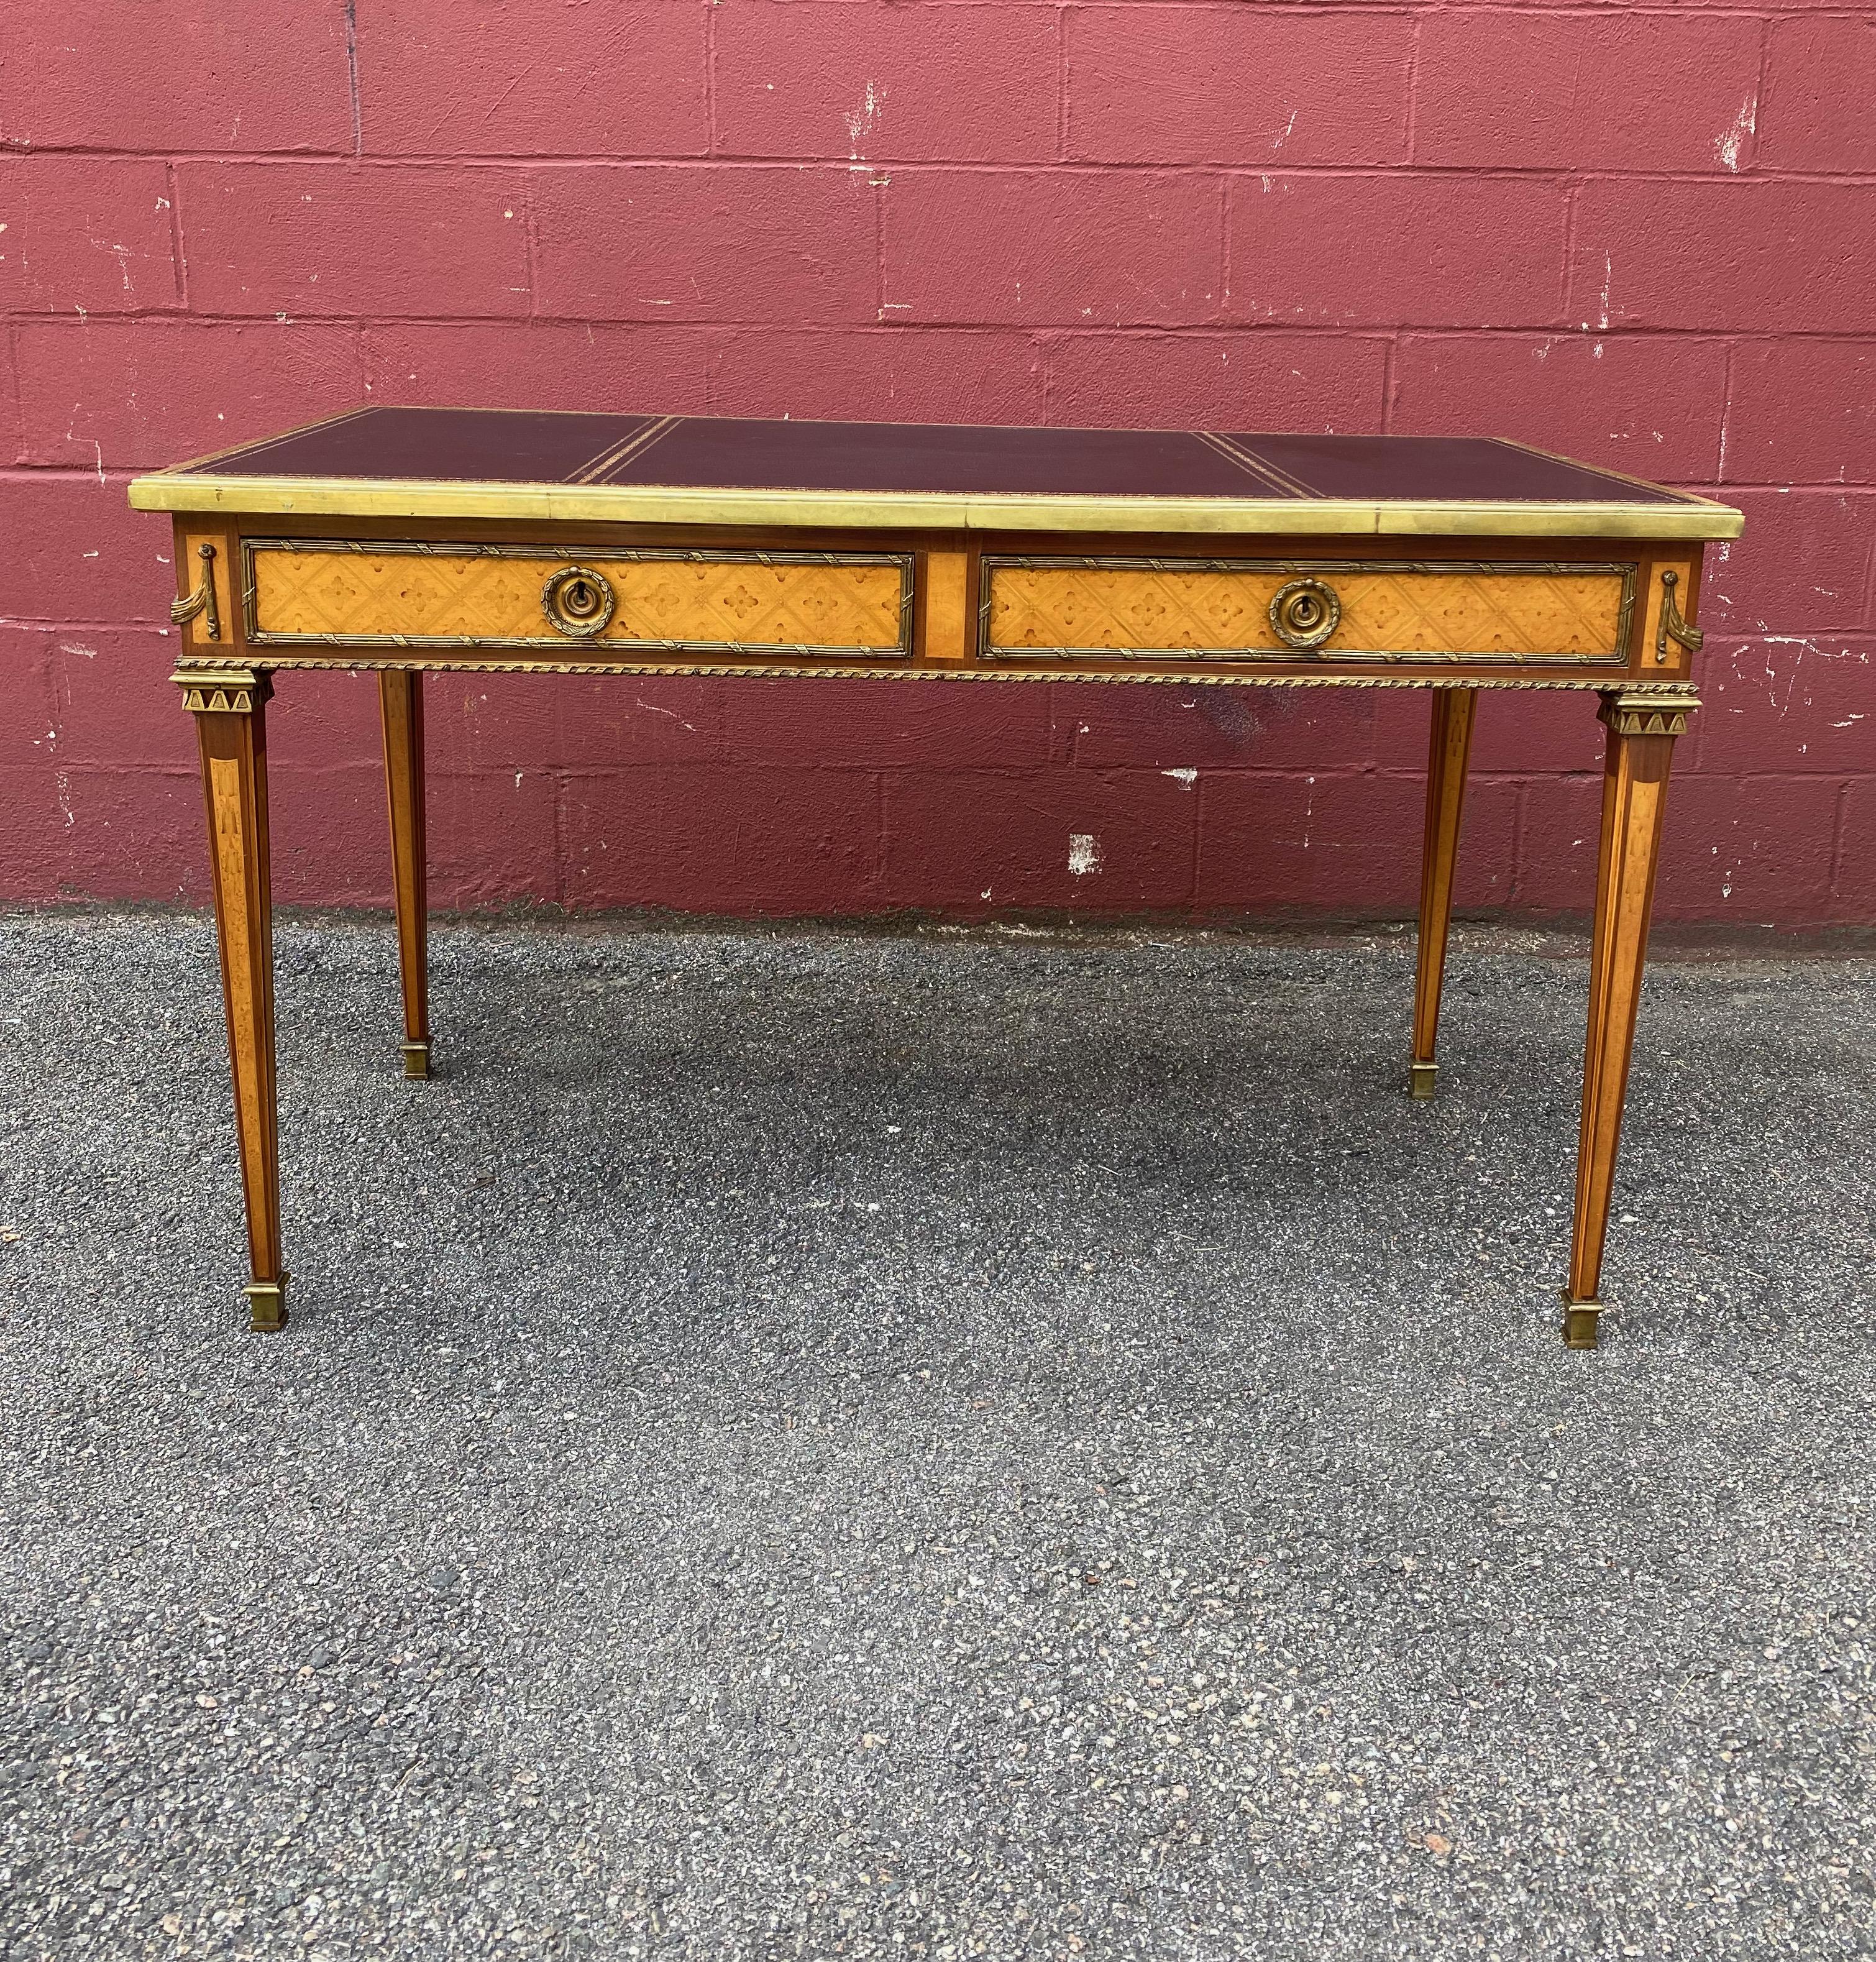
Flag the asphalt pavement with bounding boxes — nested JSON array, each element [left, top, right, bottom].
[[2, 907, 1873, 1960]]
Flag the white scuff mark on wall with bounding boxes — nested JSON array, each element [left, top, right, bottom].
[[980, 887, 992, 901], [1302, 774, 1315, 850], [1716, 93, 1757, 173], [1272, 109, 1297, 152], [1068, 833, 1102, 878], [1161, 768, 1197, 787], [1595, 254, 1612, 332], [1760, 635, 1819, 717], [55, 772, 74, 829], [847, 81, 882, 160], [635, 697, 697, 733]]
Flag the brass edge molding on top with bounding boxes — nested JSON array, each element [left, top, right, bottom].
[[171, 666, 272, 714], [127, 473, 1748, 541], [976, 556, 1639, 667]]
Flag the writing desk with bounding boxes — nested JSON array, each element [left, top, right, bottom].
[[130, 408, 1742, 1347]]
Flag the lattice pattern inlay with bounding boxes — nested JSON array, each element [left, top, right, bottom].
[[986, 562, 1630, 662], [249, 544, 910, 653]]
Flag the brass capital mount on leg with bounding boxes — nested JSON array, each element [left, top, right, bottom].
[[1598, 685, 1700, 738], [172, 665, 273, 715]]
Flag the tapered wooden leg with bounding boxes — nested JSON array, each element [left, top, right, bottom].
[[379, 671, 431, 1080], [176, 666, 287, 1332], [1411, 687, 1477, 1098], [1564, 687, 1699, 1350]]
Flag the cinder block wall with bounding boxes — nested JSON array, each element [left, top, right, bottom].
[[2, 2, 1871, 922]]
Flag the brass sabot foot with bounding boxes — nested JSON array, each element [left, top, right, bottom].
[[401, 1039, 432, 1081], [1409, 1060, 1439, 1100], [1561, 1295, 1603, 1350], [245, 1274, 290, 1334]]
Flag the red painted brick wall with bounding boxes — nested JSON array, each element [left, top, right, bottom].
[[2, 1, 1872, 924]]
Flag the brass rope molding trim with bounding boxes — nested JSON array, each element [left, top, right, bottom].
[[240, 537, 918, 659], [976, 555, 1638, 667], [171, 654, 1702, 700]]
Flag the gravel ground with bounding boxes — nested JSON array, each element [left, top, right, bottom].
[[1, 906, 1874, 1962]]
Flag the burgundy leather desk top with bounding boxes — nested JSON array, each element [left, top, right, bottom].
[[175, 405, 1698, 507]]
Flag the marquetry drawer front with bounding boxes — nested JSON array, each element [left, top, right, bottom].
[[244, 541, 915, 658], [980, 557, 1637, 666]]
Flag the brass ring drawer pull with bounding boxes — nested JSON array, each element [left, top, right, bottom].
[[1270, 575, 1339, 650], [541, 564, 616, 639]]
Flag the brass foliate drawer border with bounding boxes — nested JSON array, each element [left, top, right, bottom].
[[977, 556, 1638, 667], [241, 538, 918, 660]]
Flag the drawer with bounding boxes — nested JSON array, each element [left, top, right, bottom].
[[244, 539, 915, 658], [979, 556, 1637, 666]]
